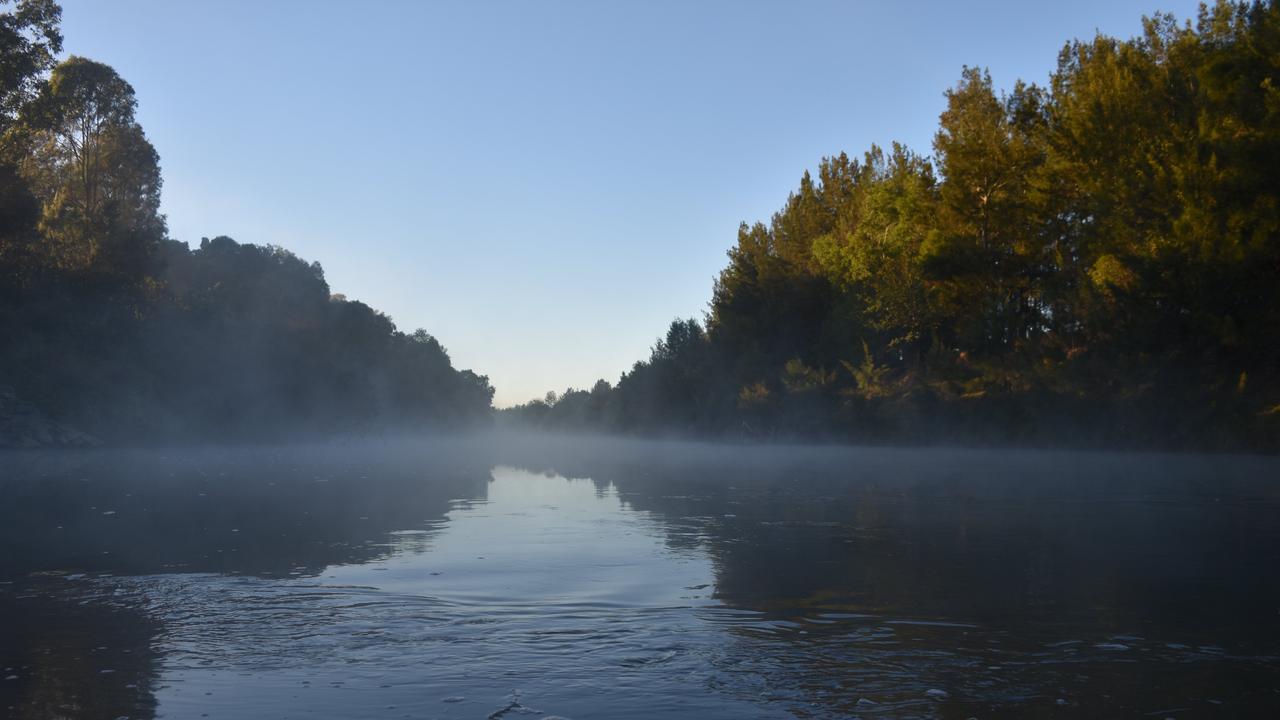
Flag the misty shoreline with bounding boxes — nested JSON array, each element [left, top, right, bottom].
[[3, 426, 1278, 462]]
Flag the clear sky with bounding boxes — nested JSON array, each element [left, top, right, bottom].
[[58, 0, 1203, 406]]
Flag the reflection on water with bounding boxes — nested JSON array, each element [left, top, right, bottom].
[[1, 438, 1278, 718]]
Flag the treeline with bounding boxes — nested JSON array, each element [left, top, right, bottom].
[[504, 1, 1280, 450], [0, 1, 493, 442]]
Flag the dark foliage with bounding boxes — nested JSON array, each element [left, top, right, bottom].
[[0, 2, 493, 441]]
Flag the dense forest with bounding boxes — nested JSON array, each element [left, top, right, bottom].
[[3, 1, 1278, 450], [504, 0, 1280, 451], [0, 1, 494, 443]]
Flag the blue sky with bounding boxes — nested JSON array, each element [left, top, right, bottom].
[[59, 0, 1203, 406]]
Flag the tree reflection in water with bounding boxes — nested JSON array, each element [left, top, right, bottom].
[[498, 435, 1280, 716], [0, 441, 496, 719]]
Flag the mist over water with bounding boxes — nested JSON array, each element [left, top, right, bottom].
[[3, 1, 1279, 717], [2, 436, 1277, 718]]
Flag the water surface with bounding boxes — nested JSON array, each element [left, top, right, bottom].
[[2, 438, 1278, 718]]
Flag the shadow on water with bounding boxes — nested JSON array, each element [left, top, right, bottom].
[[0, 583, 161, 720], [0, 440, 496, 720], [0, 442, 496, 579]]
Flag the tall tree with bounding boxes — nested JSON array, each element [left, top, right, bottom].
[[0, 0, 60, 284], [928, 68, 1050, 361], [14, 56, 164, 281], [0, 0, 60, 130]]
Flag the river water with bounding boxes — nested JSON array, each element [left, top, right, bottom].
[[1, 436, 1277, 718]]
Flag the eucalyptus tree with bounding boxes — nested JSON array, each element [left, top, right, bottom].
[[15, 56, 164, 282]]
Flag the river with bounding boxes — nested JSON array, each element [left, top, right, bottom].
[[2, 436, 1277, 718]]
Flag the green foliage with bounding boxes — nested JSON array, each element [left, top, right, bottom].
[[506, 0, 1280, 450], [1, 56, 164, 283], [841, 341, 891, 400], [0, 0, 60, 130]]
